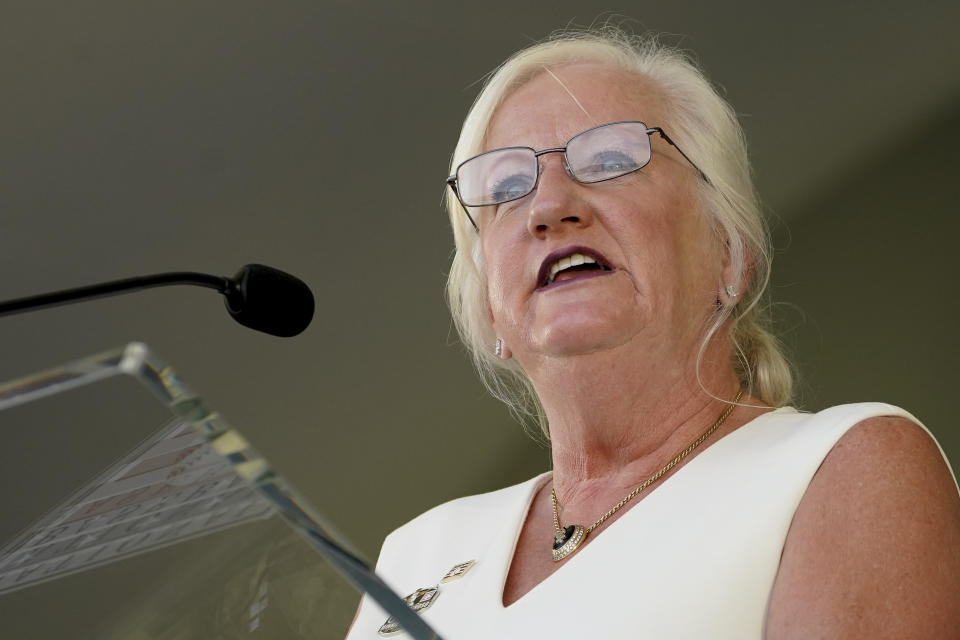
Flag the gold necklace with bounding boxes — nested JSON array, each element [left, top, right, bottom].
[[550, 389, 743, 561]]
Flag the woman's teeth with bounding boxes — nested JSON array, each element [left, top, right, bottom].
[[547, 253, 598, 285]]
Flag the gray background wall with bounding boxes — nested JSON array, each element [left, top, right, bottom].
[[1, 2, 958, 637]]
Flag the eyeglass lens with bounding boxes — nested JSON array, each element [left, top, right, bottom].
[[455, 122, 653, 207]]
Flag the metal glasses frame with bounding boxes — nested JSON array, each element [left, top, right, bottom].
[[445, 120, 709, 230]]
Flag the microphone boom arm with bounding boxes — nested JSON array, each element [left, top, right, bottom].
[[0, 272, 236, 317]]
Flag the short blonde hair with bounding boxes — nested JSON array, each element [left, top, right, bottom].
[[445, 28, 792, 438]]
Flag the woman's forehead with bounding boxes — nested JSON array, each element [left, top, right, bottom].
[[484, 63, 666, 150]]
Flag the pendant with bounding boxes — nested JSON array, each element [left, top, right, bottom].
[[551, 524, 586, 561]]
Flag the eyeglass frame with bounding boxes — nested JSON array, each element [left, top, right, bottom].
[[445, 120, 709, 230]]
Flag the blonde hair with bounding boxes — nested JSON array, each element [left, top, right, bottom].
[[445, 28, 792, 438]]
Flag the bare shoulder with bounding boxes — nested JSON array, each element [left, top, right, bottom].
[[766, 415, 960, 639]]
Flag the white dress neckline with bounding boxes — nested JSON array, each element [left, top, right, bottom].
[[492, 406, 799, 610]]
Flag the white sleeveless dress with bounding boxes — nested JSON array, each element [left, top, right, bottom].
[[347, 404, 958, 639]]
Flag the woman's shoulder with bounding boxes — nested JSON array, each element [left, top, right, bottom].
[[764, 401, 928, 433], [766, 406, 960, 638], [808, 405, 959, 529], [751, 402, 953, 470], [810, 406, 959, 515]]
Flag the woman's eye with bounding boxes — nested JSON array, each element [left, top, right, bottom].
[[585, 150, 639, 175], [491, 174, 534, 203]]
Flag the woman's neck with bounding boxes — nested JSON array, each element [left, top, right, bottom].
[[527, 334, 748, 509]]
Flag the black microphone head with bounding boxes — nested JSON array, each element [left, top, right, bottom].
[[224, 264, 315, 337]]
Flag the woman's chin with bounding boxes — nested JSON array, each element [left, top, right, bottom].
[[529, 320, 637, 358]]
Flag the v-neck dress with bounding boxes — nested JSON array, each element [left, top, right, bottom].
[[347, 403, 957, 639]]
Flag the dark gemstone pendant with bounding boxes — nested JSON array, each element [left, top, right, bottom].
[[551, 524, 586, 561]]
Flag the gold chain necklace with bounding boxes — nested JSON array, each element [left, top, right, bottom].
[[550, 389, 743, 561]]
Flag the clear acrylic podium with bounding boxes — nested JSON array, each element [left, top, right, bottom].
[[0, 343, 440, 640]]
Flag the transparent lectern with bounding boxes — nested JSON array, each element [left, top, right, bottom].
[[0, 343, 440, 639]]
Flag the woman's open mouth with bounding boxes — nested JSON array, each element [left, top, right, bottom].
[[536, 247, 614, 291], [537, 247, 613, 289]]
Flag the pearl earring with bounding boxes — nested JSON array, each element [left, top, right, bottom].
[[725, 285, 739, 298]]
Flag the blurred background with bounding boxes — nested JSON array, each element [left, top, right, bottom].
[[1, 1, 958, 637]]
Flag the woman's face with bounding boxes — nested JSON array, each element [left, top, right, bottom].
[[480, 63, 729, 368]]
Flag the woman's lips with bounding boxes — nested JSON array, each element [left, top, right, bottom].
[[536, 267, 615, 292]]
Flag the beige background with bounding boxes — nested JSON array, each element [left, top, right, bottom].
[[1, 1, 958, 637]]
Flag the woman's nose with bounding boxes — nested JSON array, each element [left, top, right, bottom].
[[526, 156, 592, 236]]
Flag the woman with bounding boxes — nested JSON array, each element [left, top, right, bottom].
[[348, 30, 960, 638]]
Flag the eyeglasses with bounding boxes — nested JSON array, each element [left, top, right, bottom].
[[446, 120, 707, 230]]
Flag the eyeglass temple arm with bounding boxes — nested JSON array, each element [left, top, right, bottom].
[[649, 128, 712, 186], [446, 176, 480, 231]]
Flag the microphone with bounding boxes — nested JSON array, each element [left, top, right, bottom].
[[0, 264, 315, 337], [223, 264, 314, 337]]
